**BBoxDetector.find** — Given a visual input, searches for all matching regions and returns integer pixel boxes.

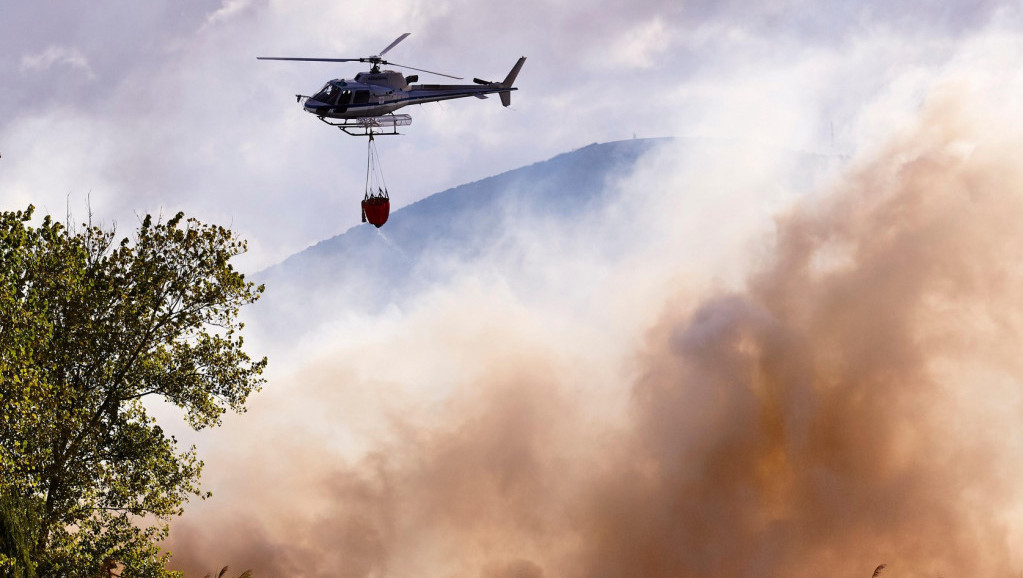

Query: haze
[4,1,1023,577]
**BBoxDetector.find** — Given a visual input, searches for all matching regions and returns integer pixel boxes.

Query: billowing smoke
[568,89,1023,577]
[165,34,1023,578]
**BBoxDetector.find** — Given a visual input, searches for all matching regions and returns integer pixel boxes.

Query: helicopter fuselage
[302,61,523,119]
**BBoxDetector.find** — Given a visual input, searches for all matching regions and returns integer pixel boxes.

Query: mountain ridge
[262,137,671,275]
[249,137,837,339]
[249,137,669,337]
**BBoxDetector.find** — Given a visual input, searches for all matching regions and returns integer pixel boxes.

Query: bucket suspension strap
[361,131,392,228]
[364,133,372,201]
[364,132,389,201]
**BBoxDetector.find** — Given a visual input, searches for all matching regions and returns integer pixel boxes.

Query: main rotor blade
[377,33,411,58]
[386,61,463,80]
[257,57,363,62]
[256,52,464,80]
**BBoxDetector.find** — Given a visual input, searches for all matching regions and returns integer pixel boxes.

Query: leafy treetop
[0,206,267,577]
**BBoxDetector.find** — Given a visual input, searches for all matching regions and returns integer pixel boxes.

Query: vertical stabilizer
[499,57,526,107]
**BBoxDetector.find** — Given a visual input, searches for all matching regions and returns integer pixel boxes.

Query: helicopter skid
[318,114,412,136]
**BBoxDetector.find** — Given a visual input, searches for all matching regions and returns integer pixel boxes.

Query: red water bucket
[361,196,390,228]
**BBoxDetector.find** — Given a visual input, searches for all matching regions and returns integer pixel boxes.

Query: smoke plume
[166,45,1023,578]
[566,88,1023,577]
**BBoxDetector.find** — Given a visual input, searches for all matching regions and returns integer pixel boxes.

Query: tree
[0,490,39,577]
[0,206,267,577]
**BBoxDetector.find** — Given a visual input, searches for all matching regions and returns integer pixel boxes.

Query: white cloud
[203,0,254,28]
[2,0,1020,272]
[19,45,95,78]
[604,17,673,70]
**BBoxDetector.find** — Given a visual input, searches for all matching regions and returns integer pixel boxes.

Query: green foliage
[0,206,266,577]
[0,490,40,577]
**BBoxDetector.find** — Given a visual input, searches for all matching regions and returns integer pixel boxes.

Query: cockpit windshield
[312,83,338,104]
[311,82,354,106]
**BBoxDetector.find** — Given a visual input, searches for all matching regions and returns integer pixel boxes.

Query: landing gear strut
[319,113,412,137]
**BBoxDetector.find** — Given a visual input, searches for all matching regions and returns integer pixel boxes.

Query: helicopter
[258,33,525,136]
[258,34,524,227]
